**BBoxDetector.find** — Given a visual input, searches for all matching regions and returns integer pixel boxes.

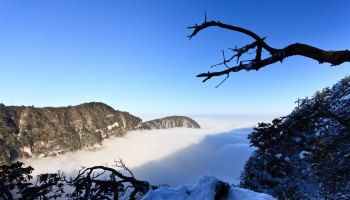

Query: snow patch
[275,154,282,159]
[229,187,276,200]
[299,151,310,159]
[107,122,119,130]
[143,175,275,200]
[340,94,350,101]
[23,146,32,156]
[294,137,302,143]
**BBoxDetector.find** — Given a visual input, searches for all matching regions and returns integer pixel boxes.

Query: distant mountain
[138,116,200,130]
[0,102,200,164]
[240,76,350,199]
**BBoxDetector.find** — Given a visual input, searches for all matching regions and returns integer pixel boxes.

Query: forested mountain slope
[241,76,350,199]
[0,102,200,164]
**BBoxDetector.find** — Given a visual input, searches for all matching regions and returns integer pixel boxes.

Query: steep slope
[138,116,200,130]
[240,76,350,199]
[0,102,142,164]
[0,103,201,165]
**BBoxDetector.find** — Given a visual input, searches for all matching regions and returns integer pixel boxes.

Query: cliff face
[138,116,200,130]
[0,103,201,164]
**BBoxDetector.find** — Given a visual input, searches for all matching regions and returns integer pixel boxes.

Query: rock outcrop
[138,116,200,130]
[0,102,200,164]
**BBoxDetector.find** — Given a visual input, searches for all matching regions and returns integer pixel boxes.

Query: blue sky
[0,0,349,118]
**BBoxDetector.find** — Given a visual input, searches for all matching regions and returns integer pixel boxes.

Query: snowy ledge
[142,175,275,200]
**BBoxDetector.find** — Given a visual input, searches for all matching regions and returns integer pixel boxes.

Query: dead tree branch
[188,20,350,84]
[66,159,155,200]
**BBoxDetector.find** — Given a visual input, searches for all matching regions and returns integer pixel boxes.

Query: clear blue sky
[0,0,349,118]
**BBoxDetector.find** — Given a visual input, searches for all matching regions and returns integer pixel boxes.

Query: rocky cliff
[0,102,200,164]
[138,116,200,130]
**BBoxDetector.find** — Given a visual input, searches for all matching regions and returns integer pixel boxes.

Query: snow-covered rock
[142,175,275,200]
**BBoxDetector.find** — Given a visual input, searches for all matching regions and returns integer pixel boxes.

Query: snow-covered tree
[240,76,350,199]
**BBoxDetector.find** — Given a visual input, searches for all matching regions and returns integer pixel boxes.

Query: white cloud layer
[23,116,271,186]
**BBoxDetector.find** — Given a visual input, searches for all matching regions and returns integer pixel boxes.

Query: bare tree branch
[188,20,350,84]
[66,159,155,200]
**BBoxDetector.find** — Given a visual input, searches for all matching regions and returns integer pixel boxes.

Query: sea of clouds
[23,116,274,186]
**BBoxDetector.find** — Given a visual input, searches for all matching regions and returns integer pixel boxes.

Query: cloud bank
[23,116,270,186]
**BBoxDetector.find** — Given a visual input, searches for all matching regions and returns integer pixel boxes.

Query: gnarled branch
[66,159,155,200]
[188,20,350,85]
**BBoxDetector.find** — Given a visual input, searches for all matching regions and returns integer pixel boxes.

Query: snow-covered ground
[23,116,272,188]
[143,175,275,200]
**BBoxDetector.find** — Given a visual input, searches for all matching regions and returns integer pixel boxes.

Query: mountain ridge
[137,116,200,130]
[0,102,200,164]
